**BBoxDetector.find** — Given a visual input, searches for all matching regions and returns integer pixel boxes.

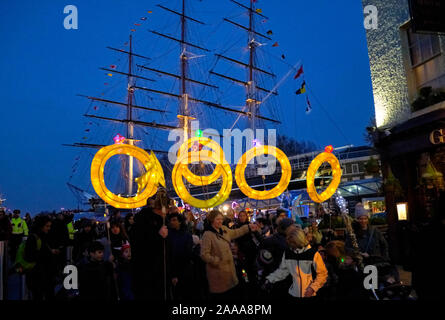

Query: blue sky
[0,0,375,214]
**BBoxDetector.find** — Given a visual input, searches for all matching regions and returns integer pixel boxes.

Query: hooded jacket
[266,245,328,298]
[200,224,249,293]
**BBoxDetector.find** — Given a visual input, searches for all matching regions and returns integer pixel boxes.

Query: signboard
[409,0,445,34]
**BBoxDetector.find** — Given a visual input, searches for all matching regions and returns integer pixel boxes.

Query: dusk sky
[0,0,375,214]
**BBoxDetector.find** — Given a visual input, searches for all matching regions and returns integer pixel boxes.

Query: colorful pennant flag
[85,129,90,132]
[93,106,98,110]
[134,23,141,26]
[107,73,113,77]
[306,96,312,114]
[294,65,304,79]
[130,29,136,32]
[295,81,306,95]
[256,8,262,13]
[141,17,147,21]
[272,42,279,47]
[266,30,273,35]
[110,65,117,69]
[261,19,267,23]
[104,82,109,85]
[281,54,285,59]
[148,10,152,13]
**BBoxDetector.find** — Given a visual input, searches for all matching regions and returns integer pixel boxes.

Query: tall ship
[64,0,340,216]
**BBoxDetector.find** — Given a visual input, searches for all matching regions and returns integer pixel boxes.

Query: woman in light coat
[201,210,258,300]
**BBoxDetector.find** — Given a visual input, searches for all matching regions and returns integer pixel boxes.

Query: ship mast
[247,0,256,133]
[211,0,280,133]
[127,34,135,196]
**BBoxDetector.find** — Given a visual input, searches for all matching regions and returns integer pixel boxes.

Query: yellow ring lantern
[172,137,232,208]
[91,144,165,209]
[306,147,342,203]
[235,145,292,200]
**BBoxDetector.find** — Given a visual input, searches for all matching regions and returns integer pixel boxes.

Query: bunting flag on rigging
[281,54,285,59]
[294,66,304,79]
[256,8,262,13]
[104,82,109,85]
[272,42,279,47]
[110,65,117,69]
[107,73,113,77]
[130,29,136,32]
[148,10,152,13]
[93,106,98,110]
[134,23,141,26]
[295,81,306,95]
[85,129,90,132]
[261,19,267,23]
[306,96,312,114]
[141,17,147,21]
[266,30,273,35]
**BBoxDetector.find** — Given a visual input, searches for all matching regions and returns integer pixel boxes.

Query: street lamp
[396,202,408,221]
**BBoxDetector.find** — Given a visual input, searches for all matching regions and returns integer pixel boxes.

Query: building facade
[362,0,445,261]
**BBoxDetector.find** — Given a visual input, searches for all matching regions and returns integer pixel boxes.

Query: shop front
[375,107,445,262]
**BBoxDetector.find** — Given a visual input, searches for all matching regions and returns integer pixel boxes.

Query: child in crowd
[78,241,117,300]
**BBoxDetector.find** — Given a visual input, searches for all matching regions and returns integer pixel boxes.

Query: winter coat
[133,207,173,300]
[73,229,96,263]
[201,224,250,293]
[0,215,12,241]
[347,225,389,260]
[78,259,117,300]
[168,228,194,279]
[266,245,328,298]
[258,232,287,276]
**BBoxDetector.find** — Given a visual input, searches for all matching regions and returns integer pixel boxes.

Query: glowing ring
[173,137,232,208]
[91,144,165,209]
[306,152,342,203]
[235,146,292,200]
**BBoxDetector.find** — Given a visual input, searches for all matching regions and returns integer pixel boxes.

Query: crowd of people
[0,189,433,301]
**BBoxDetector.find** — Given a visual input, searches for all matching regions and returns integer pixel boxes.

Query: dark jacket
[133,207,173,300]
[78,259,117,300]
[168,228,193,279]
[258,232,287,276]
[0,215,12,241]
[73,229,97,263]
[347,223,389,260]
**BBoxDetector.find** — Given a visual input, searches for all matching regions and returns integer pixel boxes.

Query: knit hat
[354,203,369,219]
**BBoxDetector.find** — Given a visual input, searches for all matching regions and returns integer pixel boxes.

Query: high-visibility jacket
[67,221,76,240]
[11,217,29,236]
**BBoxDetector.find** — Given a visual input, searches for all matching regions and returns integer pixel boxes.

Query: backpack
[15,234,42,273]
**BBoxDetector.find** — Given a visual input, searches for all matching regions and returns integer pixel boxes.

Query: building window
[407,27,444,90]
[408,28,440,67]
[352,163,359,174]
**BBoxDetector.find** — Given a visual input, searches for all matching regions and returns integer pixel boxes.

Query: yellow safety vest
[11,217,29,236]
[67,221,76,240]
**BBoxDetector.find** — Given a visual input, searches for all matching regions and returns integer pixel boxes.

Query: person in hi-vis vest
[10,209,29,261]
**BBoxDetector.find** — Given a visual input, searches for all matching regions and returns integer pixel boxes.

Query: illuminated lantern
[91,144,165,209]
[235,145,292,200]
[172,137,232,208]
[306,147,342,203]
